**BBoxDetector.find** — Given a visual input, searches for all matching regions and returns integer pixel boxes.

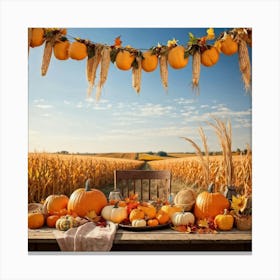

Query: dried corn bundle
[159,54,168,91]
[192,50,201,94]
[95,46,111,101]
[132,56,142,94]
[238,39,251,92]
[86,44,103,98]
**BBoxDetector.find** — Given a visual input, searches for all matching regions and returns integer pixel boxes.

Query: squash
[55,215,79,231]
[174,188,197,211]
[220,35,238,56]
[155,209,170,225]
[67,179,107,217]
[147,219,159,227]
[43,194,69,216]
[115,49,135,70]
[46,215,60,228]
[171,212,195,226]
[69,41,87,60]
[201,46,219,67]
[101,203,127,224]
[129,208,145,222]
[137,204,157,219]
[214,209,234,231]
[141,51,158,72]
[194,184,230,220]
[30,28,45,48]
[54,39,70,60]
[167,46,188,69]
[131,219,146,227]
[160,204,183,218]
[28,212,45,229]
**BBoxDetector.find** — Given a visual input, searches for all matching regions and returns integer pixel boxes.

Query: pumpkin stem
[208,183,215,193]
[223,209,228,215]
[85,178,92,191]
[113,201,119,208]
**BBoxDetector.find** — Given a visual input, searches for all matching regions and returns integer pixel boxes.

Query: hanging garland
[28,27,252,100]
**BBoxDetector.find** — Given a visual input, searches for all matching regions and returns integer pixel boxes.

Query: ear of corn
[132,56,142,94]
[238,39,251,92]
[159,54,168,91]
[41,40,53,76]
[192,50,201,94]
[96,46,111,101]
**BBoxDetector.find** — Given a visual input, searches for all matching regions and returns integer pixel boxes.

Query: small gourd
[28,212,45,229]
[147,219,159,227]
[129,208,145,222]
[171,212,195,226]
[55,215,79,231]
[160,204,183,218]
[214,209,234,231]
[137,204,157,219]
[131,219,146,227]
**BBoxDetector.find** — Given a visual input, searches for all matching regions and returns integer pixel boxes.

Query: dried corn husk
[238,39,251,92]
[86,44,103,97]
[192,50,201,94]
[132,56,142,94]
[159,54,168,91]
[96,46,111,100]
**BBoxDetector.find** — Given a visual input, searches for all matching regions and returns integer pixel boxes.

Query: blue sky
[28,28,252,153]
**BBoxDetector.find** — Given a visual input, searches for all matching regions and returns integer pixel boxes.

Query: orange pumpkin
[155,209,170,224]
[147,219,159,227]
[43,194,69,215]
[201,46,219,67]
[141,51,158,72]
[115,49,135,70]
[194,186,230,220]
[137,204,157,219]
[46,215,60,228]
[30,28,45,48]
[160,204,183,218]
[167,45,188,69]
[129,208,145,222]
[54,40,70,60]
[67,179,107,217]
[28,212,45,229]
[69,41,87,60]
[220,35,238,56]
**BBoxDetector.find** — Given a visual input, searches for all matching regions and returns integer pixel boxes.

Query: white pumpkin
[132,219,146,227]
[101,204,127,224]
[171,212,195,226]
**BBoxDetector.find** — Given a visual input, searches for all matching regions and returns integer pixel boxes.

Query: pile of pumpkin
[28,180,248,233]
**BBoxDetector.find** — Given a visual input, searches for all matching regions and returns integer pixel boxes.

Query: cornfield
[28,153,144,203]
[148,153,252,195]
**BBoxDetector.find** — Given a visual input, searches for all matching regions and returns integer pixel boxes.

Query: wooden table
[28,227,252,252]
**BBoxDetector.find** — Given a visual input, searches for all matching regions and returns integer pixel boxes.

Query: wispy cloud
[35,104,53,109]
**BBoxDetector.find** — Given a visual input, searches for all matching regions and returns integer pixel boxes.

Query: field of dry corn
[28,152,252,203]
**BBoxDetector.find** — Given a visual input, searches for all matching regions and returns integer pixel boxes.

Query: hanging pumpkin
[220,35,238,56]
[171,212,195,226]
[42,194,69,216]
[69,41,88,60]
[115,48,135,70]
[132,219,146,227]
[141,51,158,72]
[167,46,188,69]
[201,46,219,67]
[214,209,234,231]
[67,179,107,217]
[28,212,45,229]
[30,28,45,48]
[101,203,127,224]
[54,39,70,60]
[194,184,230,220]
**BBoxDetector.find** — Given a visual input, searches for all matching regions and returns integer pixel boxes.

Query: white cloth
[54,221,117,251]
